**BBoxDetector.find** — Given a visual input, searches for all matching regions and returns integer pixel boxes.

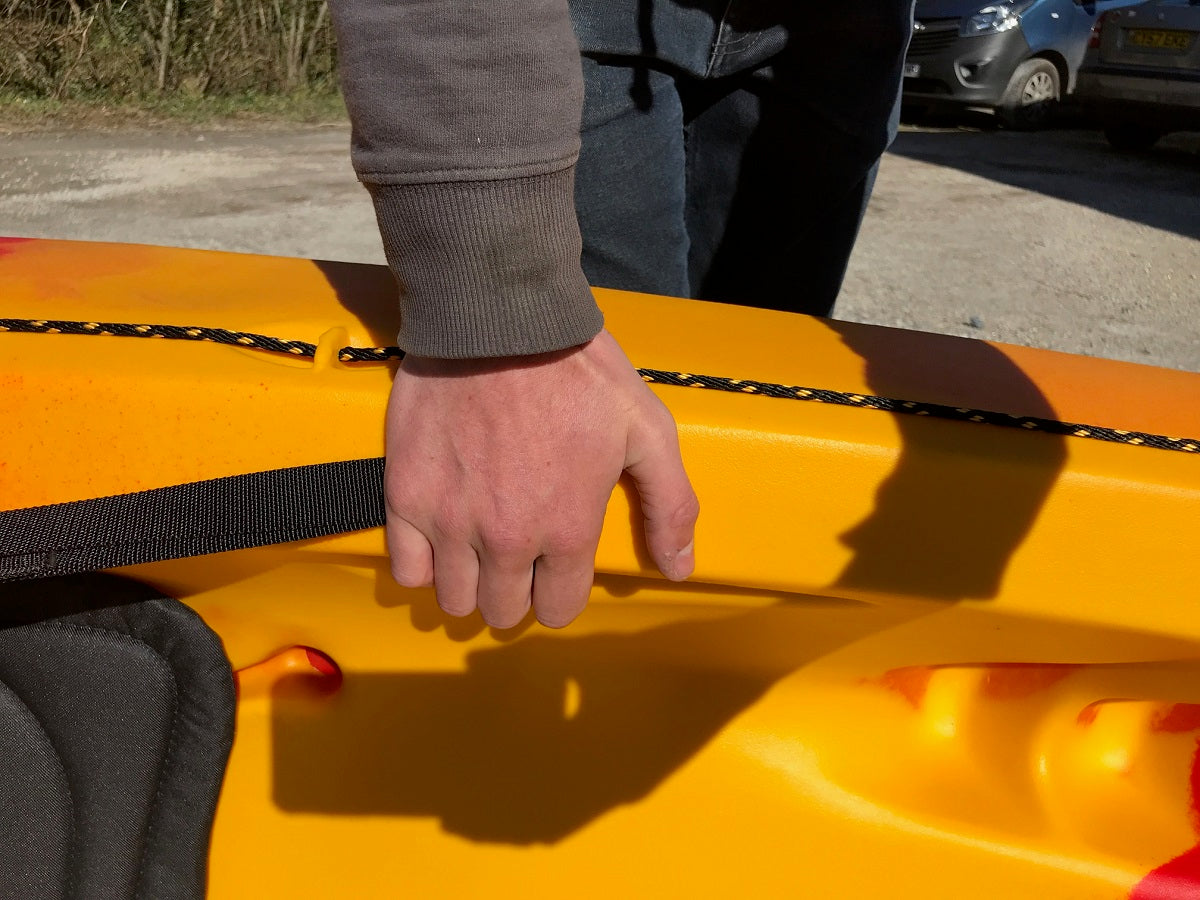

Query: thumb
[624,409,699,581]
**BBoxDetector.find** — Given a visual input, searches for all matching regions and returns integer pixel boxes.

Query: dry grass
[1,0,337,102]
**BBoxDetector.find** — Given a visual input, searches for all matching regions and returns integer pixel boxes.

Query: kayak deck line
[2,316,1197,455]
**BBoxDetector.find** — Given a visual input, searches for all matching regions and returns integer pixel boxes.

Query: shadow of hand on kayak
[270,589,937,845]
[824,320,1068,602]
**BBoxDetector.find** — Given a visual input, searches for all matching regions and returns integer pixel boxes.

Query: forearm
[330,0,602,358]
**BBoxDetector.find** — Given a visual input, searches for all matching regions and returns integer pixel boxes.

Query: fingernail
[672,541,695,580]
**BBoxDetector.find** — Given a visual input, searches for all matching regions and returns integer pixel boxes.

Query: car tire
[997,59,1061,130]
[1102,123,1164,152]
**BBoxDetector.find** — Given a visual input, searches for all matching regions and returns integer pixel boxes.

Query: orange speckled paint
[1130,707,1200,899]
[1156,706,1200,736]
[0,236,34,258]
[233,646,343,701]
[1130,707,1200,897]
[876,663,1078,707]
[876,666,936,709]
[978,663,1079,700]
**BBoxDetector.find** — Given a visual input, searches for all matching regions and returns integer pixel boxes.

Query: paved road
[2,121,1197,371]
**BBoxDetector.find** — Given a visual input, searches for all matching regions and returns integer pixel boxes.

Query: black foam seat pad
[0,573,235,900]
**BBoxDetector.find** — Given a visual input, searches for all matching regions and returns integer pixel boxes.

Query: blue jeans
[570,0,912,316]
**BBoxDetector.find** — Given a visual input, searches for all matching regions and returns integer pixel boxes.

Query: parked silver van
[1076,0,1200,149]
[904,0,1141,127]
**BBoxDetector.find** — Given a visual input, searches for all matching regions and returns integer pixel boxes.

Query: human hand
[383,329,698,629]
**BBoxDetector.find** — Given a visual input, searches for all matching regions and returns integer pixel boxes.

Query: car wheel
[997,59,1061,130]
[1102,123,1164,152]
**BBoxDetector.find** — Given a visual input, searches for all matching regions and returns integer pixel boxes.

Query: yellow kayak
[2,236,1199,898]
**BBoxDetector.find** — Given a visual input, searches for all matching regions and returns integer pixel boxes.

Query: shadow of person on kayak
[270,583,941,845]
[304,259,1071,848]
[267,322,1069,846]
[823,320,1068,602]
[312,259,404,352]
[306,265,1070,849]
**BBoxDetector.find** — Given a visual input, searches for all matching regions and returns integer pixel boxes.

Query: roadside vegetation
[0,0,344,127]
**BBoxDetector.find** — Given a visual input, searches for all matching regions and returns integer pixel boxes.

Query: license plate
[1127,29,1193,51]
[904,63,921,78]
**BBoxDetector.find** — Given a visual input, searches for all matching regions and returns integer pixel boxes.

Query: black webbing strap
[0,458,385,584]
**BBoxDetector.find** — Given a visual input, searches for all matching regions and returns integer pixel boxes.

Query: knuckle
[542,525,597,559]
[652,400,679,431]
[478,525,538,561]
[429,510,471,543]
[383,479,422,517]
[667,490,701,530]
[384,493,414,520]
[645,399,681,439]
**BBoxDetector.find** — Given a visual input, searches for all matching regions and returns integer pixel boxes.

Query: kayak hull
[3,237,1199,898]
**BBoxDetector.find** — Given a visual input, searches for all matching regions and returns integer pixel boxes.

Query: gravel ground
[1,120,1197,371]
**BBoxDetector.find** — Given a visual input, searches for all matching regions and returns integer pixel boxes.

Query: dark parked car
[1076,0,1200,149]
[904,0,1139,127]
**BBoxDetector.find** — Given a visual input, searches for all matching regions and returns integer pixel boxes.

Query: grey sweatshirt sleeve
[329,0,604,358]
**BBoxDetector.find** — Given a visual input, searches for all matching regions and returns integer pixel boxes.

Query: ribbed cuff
[367,167,604,359]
